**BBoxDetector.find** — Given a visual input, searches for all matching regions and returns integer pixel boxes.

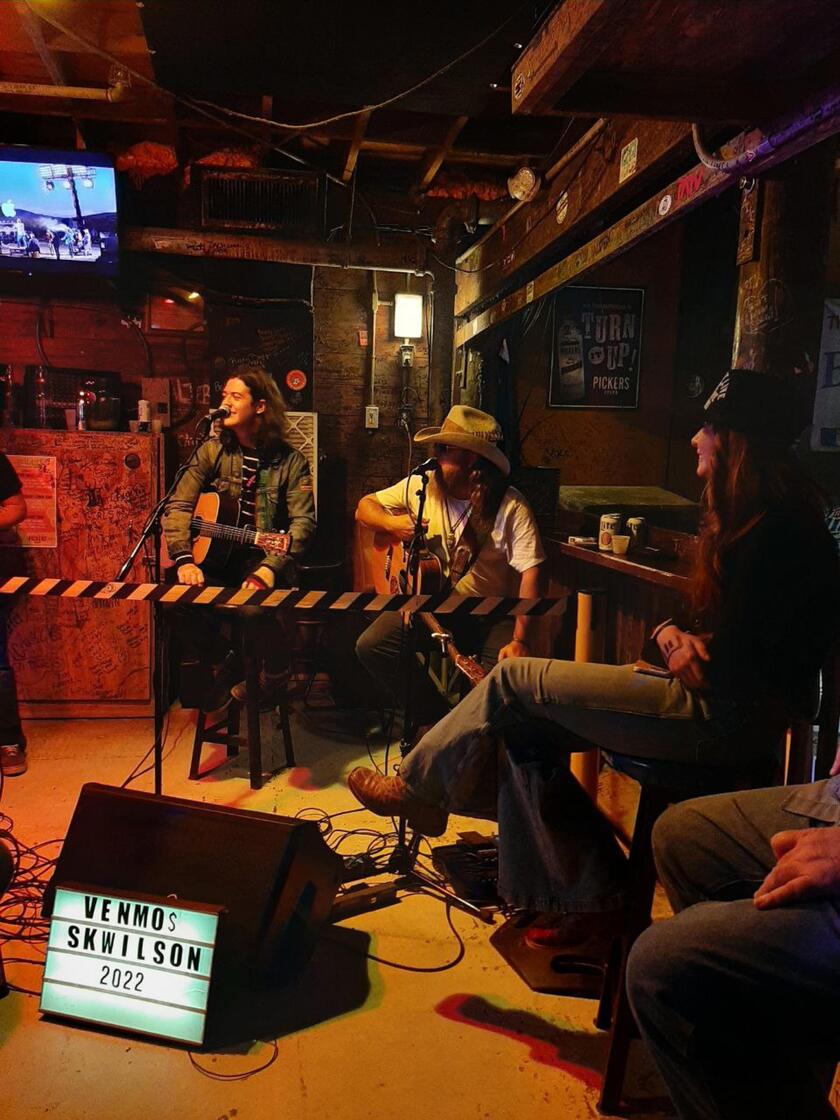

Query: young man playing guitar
[355,405,545,727]
[162,364,316,711]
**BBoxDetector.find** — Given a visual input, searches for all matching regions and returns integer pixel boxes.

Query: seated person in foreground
[627,771,840,1120]
[355,405,544,725]
[349,370,840,951]
[162,364,315,711]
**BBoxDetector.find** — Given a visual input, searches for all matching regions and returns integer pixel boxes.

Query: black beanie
[703,368,811,446]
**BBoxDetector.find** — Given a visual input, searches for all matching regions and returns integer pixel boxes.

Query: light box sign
[41,885,221,1046]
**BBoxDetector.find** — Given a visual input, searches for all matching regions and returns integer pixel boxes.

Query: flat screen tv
[0,147,118,277]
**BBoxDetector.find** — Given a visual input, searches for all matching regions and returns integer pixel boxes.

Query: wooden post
[571,589,606,799]
[731,142,835,376]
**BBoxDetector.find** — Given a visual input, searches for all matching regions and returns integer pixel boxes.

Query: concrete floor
[0,695,676,1120]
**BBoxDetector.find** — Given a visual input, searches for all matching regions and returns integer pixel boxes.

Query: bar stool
[188,617,295,790]
[594,749,777,1114]
[292,560,343,700]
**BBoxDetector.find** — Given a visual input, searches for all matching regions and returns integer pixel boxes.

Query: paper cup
[611,535,631,556]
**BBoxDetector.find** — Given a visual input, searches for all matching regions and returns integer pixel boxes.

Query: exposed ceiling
[0,0,837,240]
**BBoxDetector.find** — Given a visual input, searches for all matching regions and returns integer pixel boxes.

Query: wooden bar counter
[545,535,693,665]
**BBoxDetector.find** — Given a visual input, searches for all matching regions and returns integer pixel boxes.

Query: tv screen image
[0,147,118,276]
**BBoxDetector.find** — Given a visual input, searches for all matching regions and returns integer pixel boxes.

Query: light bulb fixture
[394,291,423,339]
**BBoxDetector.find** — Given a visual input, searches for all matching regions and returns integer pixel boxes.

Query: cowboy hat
[414,405,510,476]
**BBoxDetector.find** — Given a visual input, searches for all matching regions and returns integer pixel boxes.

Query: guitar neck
[190,517,259,549]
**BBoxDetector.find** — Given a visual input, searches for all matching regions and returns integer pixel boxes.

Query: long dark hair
[691,426,826,624]
[467,458,509,536]
[218,364,289,457]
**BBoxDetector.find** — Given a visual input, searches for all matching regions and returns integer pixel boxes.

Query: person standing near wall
[0,452,27,776]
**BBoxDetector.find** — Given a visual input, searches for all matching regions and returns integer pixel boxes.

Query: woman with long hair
[349,369,840,950]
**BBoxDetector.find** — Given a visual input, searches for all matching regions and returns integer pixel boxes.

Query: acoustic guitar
[370,530,444,596]
[190,491,290,569]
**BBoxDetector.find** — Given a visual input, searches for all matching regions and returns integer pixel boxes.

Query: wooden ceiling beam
[414,114,469,192]
[124,226,428,274]
[13,0,88,143]
[342,109,371,183]
[455,104,840,346]
[511,0,633,116]
[0,96,168,123]
[455,118,692,317]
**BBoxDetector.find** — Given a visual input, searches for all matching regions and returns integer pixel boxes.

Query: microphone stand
[383,466,493,923]
[113,419,214,796]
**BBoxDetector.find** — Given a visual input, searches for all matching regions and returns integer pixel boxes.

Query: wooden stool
[188,638,295,790]
[293,560,343,700]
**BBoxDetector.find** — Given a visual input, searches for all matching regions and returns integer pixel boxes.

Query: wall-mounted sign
[811,298,840,450]
[3,455,56,548]
[41,885,221,1046]
[548,286,644,409]
[619,137,638,184]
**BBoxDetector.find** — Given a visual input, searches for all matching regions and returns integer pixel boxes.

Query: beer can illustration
[626,516,648,550]
[599,512,621,551]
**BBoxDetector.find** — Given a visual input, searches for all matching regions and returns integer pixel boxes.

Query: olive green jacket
[162,437,316,582]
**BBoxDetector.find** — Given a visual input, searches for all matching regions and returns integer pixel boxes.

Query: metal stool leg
[277,694,295,768]
[189,710,207,780]
[243,647,263,790]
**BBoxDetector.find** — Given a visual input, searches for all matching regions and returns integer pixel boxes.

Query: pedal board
[431,833,500,904]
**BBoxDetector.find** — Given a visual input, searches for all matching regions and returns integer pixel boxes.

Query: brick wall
[312,265,454,561]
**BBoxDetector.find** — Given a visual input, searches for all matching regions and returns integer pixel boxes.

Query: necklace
[444,499,470,553]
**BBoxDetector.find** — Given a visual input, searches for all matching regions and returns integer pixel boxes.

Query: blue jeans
[356,611,513,725]
[401,658,776,913]
[627,784,840,1120]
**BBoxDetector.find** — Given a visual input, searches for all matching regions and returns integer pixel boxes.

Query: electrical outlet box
[365,405,379,429]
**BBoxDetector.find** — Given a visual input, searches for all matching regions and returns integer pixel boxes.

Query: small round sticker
[286,369,307,391]
[658,194,672,216]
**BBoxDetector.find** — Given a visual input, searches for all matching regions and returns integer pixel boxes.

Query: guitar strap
[448,486,508,589]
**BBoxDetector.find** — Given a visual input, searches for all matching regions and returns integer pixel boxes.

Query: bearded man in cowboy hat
[355,404,545,728]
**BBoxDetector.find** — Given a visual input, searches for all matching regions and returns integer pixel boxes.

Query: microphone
[410,457,438,475]
[206,405,230,422]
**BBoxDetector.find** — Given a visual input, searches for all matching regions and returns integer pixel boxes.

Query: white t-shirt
[375,475,545,597]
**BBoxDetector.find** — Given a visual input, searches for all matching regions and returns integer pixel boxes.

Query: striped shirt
[240,450,259,528]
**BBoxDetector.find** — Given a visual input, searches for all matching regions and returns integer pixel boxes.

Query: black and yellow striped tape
[0,576,567,620]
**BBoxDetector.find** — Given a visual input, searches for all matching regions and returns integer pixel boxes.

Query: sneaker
[0,744,27,776]
[524,910,623,957]
[347,767,448,837]
[230,669,290,711]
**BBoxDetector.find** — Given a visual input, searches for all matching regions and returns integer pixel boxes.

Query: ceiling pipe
[692,84,840,174]
[0,76,128,102]
[434,198,509,254]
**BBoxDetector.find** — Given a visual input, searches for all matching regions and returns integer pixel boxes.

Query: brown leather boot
[347,767,448,837]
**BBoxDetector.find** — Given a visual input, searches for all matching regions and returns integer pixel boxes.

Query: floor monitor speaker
[44,783,344,986]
